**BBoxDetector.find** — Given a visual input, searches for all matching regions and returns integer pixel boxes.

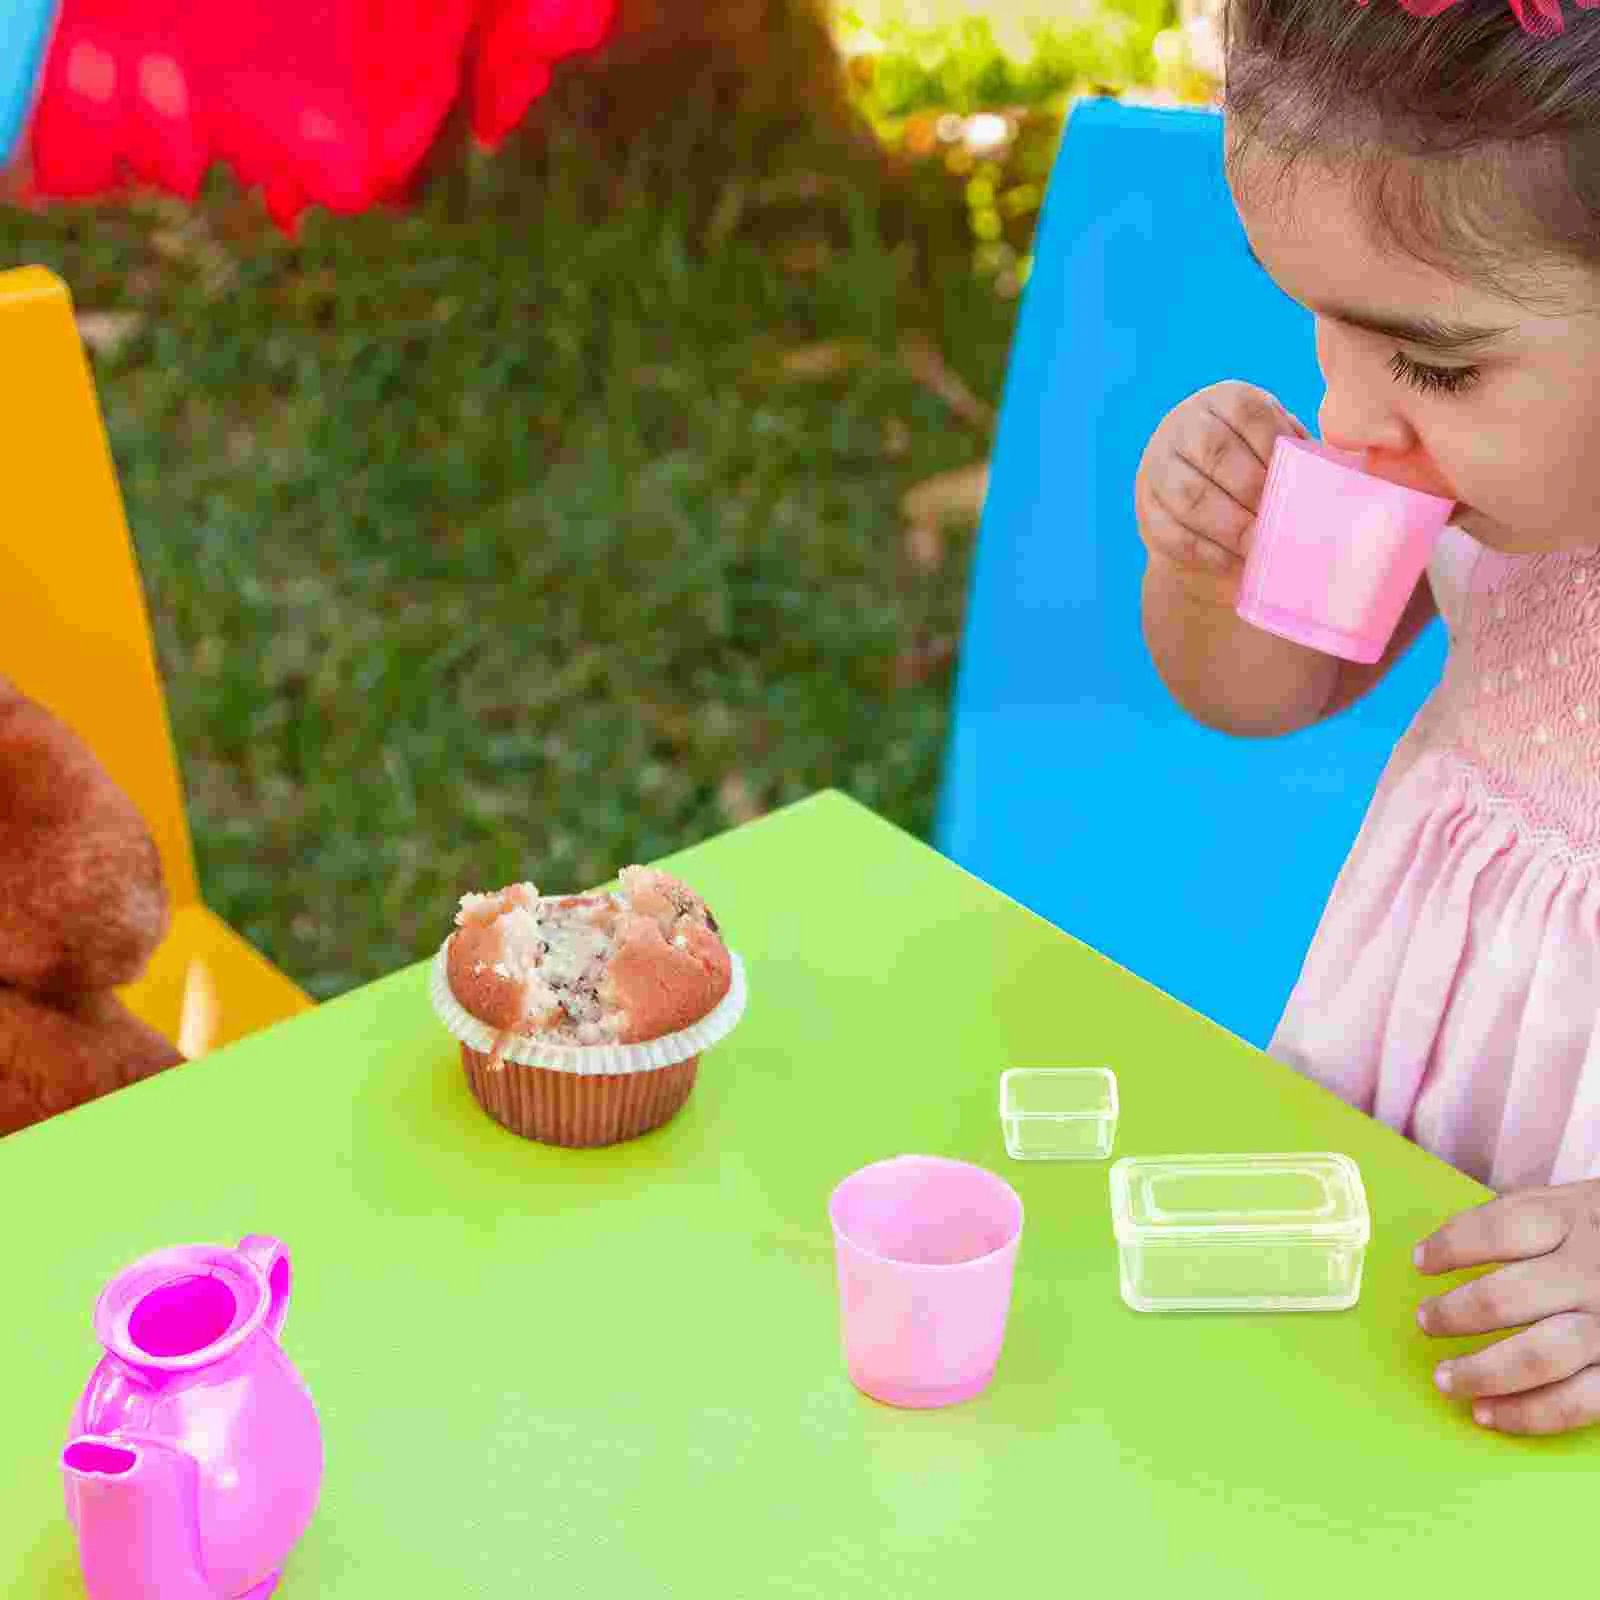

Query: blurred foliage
[838,0,1179,121]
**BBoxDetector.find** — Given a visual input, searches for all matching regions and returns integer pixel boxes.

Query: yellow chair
[0,265,313,1056]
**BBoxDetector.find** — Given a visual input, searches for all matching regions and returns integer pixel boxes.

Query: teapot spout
[62,1435,221,1600]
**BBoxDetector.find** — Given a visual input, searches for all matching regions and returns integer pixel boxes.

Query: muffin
[429,865,745,1146]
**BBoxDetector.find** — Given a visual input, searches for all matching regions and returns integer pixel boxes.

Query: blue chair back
[0,0,57,165]
[934,97,1444,1048]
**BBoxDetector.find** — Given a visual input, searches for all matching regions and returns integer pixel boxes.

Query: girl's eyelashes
[1389,350,1482,397]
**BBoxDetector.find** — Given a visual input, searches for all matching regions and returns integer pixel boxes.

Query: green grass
[0,105,1030,1001]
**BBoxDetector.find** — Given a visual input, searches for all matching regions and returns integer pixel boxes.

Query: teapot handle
[238,1235,291,1338]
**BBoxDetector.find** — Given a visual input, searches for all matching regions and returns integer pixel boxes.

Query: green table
[3,790,1592,1597]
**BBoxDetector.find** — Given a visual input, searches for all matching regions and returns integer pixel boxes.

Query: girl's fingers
[1140,497,1239,576]
[1135,382,1307,601]
[1418,1255,1590,1339]
[1143,450,1255,562]
[1168,408,1270,521]
[1435,1310,1600,1401]
[1415,1189,1571,1276]
[1466,1358,1600,1436]
[1201,381,1310,474]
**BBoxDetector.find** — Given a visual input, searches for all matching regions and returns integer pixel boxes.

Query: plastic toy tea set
[54,444,1426,1598]
[55,1082,1376,1600]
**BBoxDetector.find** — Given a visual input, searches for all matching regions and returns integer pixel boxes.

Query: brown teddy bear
[0,675,184,1137]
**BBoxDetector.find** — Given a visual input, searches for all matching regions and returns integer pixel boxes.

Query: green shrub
[841,1,1177,122]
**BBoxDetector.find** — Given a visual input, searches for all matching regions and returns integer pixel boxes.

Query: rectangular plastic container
[1108,1152,1370,1313]
[1000,1068,1118,1160]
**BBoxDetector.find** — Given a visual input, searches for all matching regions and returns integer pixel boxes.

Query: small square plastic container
[1000,1069,1118,1161]
[1108,1152,1369,1313]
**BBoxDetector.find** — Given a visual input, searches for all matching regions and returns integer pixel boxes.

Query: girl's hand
[1416,1182,1600,1434]
[1134,380,1311,611]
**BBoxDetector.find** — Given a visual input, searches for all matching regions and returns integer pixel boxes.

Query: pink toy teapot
[61,1235,323,1600]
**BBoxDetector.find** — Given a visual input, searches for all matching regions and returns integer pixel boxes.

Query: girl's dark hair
[1222,0,1600,305]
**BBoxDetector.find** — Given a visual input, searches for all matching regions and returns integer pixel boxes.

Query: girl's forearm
[1140,558,1341,738]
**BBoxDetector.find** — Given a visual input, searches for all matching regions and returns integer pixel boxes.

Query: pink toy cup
[829,1154,1023,1409]
[1236,435,1455,663]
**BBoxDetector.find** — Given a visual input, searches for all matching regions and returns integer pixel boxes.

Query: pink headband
[1358,0,1598,33]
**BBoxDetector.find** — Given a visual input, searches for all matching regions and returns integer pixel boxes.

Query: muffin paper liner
[429,941,748,1075]
[459,1052,700,1147]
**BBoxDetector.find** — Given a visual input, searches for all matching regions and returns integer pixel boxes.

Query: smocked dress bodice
[1270,525,1600,1190]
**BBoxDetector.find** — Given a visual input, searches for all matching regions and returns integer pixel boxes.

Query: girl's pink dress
[1271,524,1600,1192]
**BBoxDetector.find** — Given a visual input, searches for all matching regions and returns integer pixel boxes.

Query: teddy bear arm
[0,987,183,1137]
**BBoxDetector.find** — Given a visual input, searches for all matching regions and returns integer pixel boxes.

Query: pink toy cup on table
[1236,435,1456,664]
[829,1154,1023,1409]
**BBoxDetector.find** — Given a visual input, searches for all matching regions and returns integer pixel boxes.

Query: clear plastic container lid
[1109,1153,1370,1246]
[1000,1068,1118,1119]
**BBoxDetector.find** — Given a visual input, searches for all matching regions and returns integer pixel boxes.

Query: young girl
[1135,0,1600,1435]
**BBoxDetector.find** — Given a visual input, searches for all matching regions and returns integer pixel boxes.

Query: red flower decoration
[24,0,617,232]
[473,0,613,148]
[1359,0,1600,35]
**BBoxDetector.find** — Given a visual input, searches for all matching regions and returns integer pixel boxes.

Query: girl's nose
[1317,403,1413,463]
[1314,318,1417,462]
[1317,383,1415,463]
[1317,367,1456,495]
[1319,397,1452,494]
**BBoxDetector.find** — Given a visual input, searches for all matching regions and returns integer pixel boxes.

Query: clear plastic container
[1000,1068,1118,1160]
[1108,1152,1369,1313]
